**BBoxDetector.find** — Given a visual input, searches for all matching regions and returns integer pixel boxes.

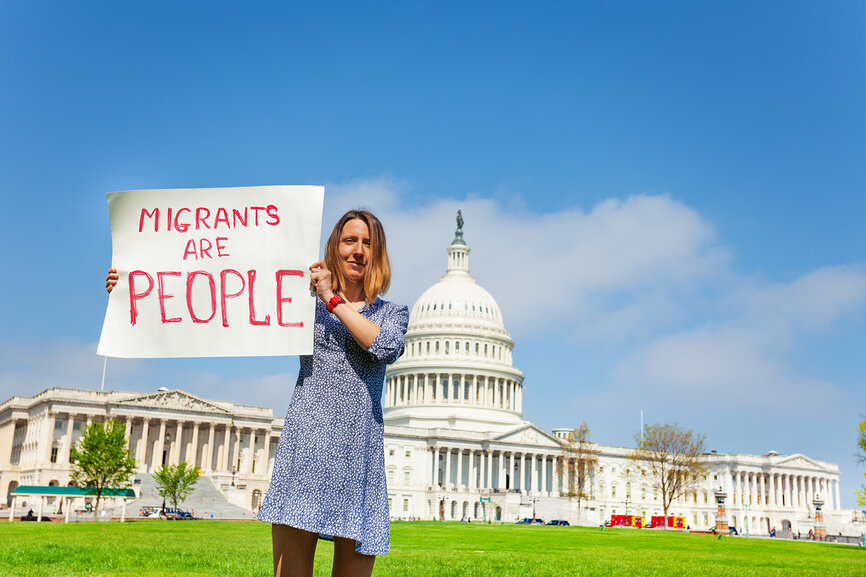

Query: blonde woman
[257,209,408,577]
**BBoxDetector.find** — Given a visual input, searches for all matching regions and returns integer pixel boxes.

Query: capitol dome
[383,212,525,433]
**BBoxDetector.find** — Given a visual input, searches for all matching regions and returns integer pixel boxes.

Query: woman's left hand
[309,261,334,302]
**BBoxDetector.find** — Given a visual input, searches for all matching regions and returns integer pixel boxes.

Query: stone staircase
[108,474,256,520]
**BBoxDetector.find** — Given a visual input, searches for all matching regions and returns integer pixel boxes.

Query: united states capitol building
[0,217,856,534]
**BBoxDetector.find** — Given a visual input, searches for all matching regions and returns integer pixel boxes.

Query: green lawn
[1,521,862,576]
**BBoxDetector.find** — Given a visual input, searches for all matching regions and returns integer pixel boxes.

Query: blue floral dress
[258,298,408,555]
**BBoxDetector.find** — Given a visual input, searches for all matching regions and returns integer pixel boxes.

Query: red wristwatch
[327,294,345,312]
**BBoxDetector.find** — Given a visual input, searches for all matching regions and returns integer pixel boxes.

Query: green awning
[12,486,136,498]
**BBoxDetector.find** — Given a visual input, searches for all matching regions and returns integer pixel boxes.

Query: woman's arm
[309,261,381,349]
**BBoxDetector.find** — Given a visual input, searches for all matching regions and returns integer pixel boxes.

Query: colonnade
[386,373,522,412]
[723,469,840,511]
[31,412,276,477]
[429,446,574,496]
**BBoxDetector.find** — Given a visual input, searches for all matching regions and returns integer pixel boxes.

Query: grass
[1,520,863,576]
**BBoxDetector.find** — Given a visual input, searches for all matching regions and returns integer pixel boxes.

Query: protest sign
[97,186,324,358]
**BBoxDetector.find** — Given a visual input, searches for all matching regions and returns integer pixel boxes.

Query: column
[233,428,241,472]
[42,412,56,465]
[62,415,75,466]
[541,454,547,496]
[136,419,149,468]
[245,428,254,473]
[152,419,165,470]
[204,423,216,471]
[519,453,526,493]
[768,473,775,507]
[124,416,132,446]
[189,422,200,469]
[444,447,452,489]
[173,421,183,465]
[222,426,232,472]
[507,452,514,490]
[484,447,493,489]
[493,379,499,408]
[262,429,272,476]
[434,447,441,486]
[834,479,841,511]
[456,448,464,489]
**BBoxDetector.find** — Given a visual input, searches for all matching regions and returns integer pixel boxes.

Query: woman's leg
[331,537,375,577]
[272,524,319,577]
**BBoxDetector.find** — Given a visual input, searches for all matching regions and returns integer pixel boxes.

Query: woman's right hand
[106,268,118,293]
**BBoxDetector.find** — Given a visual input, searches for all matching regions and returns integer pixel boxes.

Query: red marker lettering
[276,269,304,328]
[247,269,270,326]
[251,206,265,226]
[174,208,191,232]
[220,269,245,327]
[199,238,213,259]
[157,271,182,323]
[182,239,198,260]
[186,271,216,323]
[195,207,211,230]
[129,270,155,325]
[266,204,280,226]
[139,208,159,233]
[216,237,229,257]
[214,207,230,229]
[232,207,248,228]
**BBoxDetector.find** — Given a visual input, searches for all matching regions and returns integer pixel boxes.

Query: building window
[73,422,80,430]
[387,470,394,484]
[641,487,646,500]
[404,471,411,485]
[626,483,631,498]
[405,450,411,458]
[55,421,64,430]
[388,448,395,456]
[403,498,409,513]
[50,447,58,463]
[611,485,617,498]
[388,497,393,510]
[445,341,449,355]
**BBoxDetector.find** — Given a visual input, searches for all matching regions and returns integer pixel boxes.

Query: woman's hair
[324,209,391,303]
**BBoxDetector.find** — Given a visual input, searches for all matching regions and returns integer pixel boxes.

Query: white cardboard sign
[97,186,324,358]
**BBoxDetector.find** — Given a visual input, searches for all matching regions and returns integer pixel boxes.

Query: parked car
[139,506,161,518]
[516,518,544,525]
[162,507,195,520]
[546,520,570,526]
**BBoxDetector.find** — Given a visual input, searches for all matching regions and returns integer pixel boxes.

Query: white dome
[384,213,524,433]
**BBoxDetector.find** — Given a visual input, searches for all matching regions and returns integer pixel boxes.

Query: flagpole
[100,355,107,392]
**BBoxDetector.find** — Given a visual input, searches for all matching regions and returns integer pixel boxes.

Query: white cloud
[323,179,731,337]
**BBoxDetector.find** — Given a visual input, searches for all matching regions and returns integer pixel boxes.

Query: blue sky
[1,2,864,505]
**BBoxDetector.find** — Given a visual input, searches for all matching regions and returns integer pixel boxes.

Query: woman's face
[338,218,371,285]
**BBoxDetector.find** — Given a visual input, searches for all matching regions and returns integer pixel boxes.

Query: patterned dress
[258,297,409,555]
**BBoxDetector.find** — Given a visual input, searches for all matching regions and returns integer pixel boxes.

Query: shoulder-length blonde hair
[324,209,391,303]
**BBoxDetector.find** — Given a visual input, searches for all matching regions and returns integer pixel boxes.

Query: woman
[107,209,408,577]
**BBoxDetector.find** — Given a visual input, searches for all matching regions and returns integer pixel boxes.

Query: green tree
[153,462,201,512]
[629,423,708,528]
[556,421,599,519]
[70,419,137,520]
[856,419,866,507]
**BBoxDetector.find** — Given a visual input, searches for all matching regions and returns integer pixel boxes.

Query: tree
[70,419,137,520]
[153,462,201,512]
[556,421,599,519]
[629,423,708,528]
[856,419,866,507]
